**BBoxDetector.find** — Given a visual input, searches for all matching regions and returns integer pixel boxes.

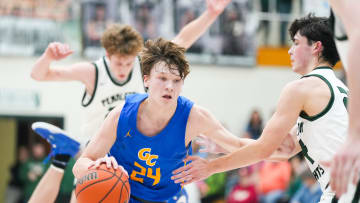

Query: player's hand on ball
[89,155,128,177]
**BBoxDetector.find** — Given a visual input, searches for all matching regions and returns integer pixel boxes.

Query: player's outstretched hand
[89,155,128,177]
[206,0,232,16]
[322,137,360,198]
[44,42,74,61]
[171,156,212,186]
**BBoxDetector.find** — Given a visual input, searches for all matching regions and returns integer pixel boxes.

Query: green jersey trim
[299,74,335,121]
[82,63,99,107]
[313,66,333,71]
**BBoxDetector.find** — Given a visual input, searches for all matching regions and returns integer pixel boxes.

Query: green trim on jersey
[81,63,99,107]
[313,66,333,71]
[299,74,335,121]
[103,56,133,86]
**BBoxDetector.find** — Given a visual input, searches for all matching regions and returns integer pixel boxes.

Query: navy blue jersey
[109,93,193,202]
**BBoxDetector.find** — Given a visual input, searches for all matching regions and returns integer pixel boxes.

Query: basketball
[75,164,130,203]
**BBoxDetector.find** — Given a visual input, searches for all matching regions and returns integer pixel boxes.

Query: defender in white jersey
[29,1,233,202]
[81,56,144,142]
[172,15,360,203]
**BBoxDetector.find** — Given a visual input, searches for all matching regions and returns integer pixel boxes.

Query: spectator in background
[276,0,292,46]
[134,3,157,42]
[18,143,49,202]
[227,166,259,203]
[179,9,203,53]
[290,170,322,203]
[221,2,250,56]
[86,4,109,47]
[258,161,291,203]
[278,154,307,203]
[243,110,263,140]
[6,146,29,203]
[259,0,270,45]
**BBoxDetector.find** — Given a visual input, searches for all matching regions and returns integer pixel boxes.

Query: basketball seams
[76,167,130,202]
[99,173,122,202]
[98,167,130,195]
[76,172,116,197]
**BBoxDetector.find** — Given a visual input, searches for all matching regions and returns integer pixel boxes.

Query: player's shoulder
[283,77,322,96]
[188,104,212,124]
[108,102,126,121]
[125,93,147,103]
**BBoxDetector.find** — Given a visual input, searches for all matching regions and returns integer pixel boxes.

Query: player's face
[288,32,313,75]
[144,62,184,105]
[108,53,136,81]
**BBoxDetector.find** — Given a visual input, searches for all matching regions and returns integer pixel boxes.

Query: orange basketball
[75,163,130,203]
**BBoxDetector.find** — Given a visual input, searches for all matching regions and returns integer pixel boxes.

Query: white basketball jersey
[296,67,356,202]
[80,56,145,142]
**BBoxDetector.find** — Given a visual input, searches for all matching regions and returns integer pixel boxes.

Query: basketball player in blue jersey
[173,15,360,203]
[28,1,233,202]
[73,38,273,202]
[323,1,360,198]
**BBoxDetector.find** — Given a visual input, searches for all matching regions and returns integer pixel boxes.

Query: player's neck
[140,98,177,122]
[305,61,332,75]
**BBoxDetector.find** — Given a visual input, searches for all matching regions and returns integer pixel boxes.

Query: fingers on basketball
[75,163,131,203]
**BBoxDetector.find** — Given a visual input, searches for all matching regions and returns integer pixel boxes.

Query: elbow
[30,70,44,81]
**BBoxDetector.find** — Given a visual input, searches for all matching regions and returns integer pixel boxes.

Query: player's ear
[313,41,323,54]
[143,75,150,88]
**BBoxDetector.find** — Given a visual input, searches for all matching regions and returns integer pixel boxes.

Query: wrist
[207,159,218,175]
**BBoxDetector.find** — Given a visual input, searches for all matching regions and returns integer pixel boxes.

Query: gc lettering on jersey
[130,148,161,186]
[138,148,159,167]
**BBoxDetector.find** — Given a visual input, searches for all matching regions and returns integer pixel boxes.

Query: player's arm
[73,105,122,179]
[267,125,302,161]
[186,105,254,153]
[188,106,301,160]
[172,80,306,185]
[171,0,231,49]
[30,42,94,88]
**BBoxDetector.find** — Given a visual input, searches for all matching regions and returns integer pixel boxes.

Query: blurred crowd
[6,143,75,203]
[0,0,71,21]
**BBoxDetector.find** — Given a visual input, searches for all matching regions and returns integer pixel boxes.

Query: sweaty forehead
[153,62,180,76]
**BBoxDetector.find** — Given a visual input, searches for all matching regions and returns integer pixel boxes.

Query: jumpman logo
[125,130,131,137]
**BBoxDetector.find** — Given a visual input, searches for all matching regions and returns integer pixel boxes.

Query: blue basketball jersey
[109,93,193,202]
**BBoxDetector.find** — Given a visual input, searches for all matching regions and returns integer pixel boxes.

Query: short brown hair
[140,38,190,79]
[101,24,143,56]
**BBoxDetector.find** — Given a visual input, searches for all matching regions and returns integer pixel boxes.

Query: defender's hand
[206,0,232,16]
[172,156,212,186]
[44,42,74,61]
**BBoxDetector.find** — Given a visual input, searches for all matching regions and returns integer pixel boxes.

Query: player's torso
[110,94,193,201]
[81,56,145,142]
[296,67,349,199]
